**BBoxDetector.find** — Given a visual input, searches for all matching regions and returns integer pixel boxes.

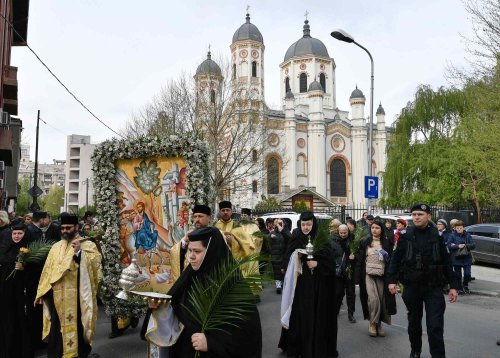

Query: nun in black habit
[146,227,262,358]
[0,223,37,358]
[279,211,338,358]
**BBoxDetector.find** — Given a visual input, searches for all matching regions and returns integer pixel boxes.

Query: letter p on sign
[364,176,378,199]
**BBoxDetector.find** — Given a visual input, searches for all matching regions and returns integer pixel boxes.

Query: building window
[330,159,347,197]
[267,157,280,194]
[210,89,216,104]
[252,180,258,193]
[285,77,290,93]
[299,73,307,93]
[252,149,258,163]
[297,154,307,175]
[232,64,236,80]
[252,61,257,77]
[319,73,326,92]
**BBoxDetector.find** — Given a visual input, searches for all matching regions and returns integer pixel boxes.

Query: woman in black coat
[355,220,397,337]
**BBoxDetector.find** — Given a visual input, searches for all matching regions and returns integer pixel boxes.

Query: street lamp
[330,29,374,178]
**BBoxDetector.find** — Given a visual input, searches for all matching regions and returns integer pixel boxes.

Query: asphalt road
[36,263,500,358]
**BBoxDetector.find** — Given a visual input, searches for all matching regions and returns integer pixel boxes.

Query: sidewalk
[469,263,500,297]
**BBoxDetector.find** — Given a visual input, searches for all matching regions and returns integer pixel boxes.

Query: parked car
[375,214,414,227]
[258,212,333,232]
[465,224,500,265]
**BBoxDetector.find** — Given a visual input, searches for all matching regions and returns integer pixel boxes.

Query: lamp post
[330,29,374,178]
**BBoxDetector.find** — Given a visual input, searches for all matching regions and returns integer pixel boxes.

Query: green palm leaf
[183,253,269,334]
[24,238,55,263]
[312,219,331,254]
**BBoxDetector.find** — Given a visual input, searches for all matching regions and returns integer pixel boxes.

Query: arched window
[299,73,307,93]
[285,77,290,93]
[252,149,258,163]
[330,159,347,197]
[232,64,236,80]
[210,89,216,104]
[252,61,257,77]
[297,154,307,175]
[267,157,280,194]
[319,73,326,92]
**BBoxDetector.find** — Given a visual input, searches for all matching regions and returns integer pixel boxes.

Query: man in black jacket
[388,204,458,358]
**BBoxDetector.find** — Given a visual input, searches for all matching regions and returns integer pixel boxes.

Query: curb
[471,289,500,298]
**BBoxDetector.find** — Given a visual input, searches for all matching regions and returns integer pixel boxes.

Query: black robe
[0,229,37,358]
[168,230,262,358]
[279,220,337,358]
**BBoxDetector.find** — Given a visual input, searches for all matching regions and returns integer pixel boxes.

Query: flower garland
[92,134,211,317]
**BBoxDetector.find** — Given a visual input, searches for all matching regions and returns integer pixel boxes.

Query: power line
[0,12,124,138]
[39,116,68,136]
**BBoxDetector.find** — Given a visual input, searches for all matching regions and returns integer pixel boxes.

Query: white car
[258,211,333,232]
[374,213,414,227]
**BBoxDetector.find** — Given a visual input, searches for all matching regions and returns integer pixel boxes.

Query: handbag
[455,246,470,258]
[365,252,385,276]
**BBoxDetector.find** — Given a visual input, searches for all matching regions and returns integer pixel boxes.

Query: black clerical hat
[218,201,232,210]
[60,214,79,225]
[241,208,252,216]
[188,227,217,242]
[193,204,211,216]
[299,211,314,221]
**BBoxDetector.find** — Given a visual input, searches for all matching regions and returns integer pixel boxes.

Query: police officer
[388,204,458,358]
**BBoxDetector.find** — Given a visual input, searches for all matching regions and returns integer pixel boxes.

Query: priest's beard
[62,231,76,240]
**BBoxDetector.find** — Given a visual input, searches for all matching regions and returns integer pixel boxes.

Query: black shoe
[409,351,421,358]
[108,331,123,339]
[348,312,356,323]
[463,287,470,294]
[276,288,282,294]
[497,338,500,346]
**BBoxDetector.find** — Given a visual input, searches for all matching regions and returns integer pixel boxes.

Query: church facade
[194,13,391,209]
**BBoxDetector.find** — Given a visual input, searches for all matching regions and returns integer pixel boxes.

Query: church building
[194,12,391,209]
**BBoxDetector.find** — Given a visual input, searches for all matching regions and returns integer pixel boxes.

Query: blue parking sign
[365,176,378,199]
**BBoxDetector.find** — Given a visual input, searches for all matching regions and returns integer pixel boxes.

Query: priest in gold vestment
[35,214,102,358]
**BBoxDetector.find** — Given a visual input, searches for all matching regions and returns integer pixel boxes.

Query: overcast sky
[12,0,473,164]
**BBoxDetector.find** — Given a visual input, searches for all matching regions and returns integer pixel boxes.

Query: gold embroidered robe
[36,237,102,358]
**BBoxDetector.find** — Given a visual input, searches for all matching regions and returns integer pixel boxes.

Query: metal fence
[254,205,500,225]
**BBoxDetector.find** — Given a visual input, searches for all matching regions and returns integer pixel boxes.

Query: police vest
[399,226,447,287]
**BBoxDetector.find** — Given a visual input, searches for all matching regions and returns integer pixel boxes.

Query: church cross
[304,10,309,20]
[67,339,74,348]
[246,4,250,13]
[66,313,74,322]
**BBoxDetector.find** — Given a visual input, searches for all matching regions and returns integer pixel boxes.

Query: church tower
[230,11,265,101]
[350,86,368,205]
[194,50,223,122]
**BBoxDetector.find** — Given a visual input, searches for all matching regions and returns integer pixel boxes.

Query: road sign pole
[31,110,41,212]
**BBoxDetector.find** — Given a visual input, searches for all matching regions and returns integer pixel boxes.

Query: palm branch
[346,226,365,279]
[312,219,331,254]
[24,238,55,263]
[183,253,268,335]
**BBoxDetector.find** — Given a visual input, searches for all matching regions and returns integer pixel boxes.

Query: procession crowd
[0,202,483,358]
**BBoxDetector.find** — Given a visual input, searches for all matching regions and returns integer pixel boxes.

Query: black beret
[410,203,431,213]
[60,214,79,225]
[193,204,211,216]
[218,201,232,210]
[241,208,252,216]
[33,211,48,221]
[188,227,217,242]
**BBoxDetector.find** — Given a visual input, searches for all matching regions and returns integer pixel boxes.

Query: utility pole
[30,110,41,212]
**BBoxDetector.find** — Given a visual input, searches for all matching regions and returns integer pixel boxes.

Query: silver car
[465,224,500,265]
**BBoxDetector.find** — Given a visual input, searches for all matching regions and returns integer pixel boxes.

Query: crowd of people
[0,202,488,358]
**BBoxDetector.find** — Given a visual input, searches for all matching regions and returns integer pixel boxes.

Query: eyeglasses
[60,226,75,231]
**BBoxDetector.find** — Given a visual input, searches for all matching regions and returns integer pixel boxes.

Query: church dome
[308,80,324,92]
[376,103,385,115]
[232,13,264,44]
[350,85,365,99]
[195,51,222,76]
[284,20,330,61]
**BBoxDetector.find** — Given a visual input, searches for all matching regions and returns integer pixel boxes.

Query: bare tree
[447,0,500,81]
[122,55,285,206]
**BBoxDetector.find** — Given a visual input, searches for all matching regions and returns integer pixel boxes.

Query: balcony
[2,66,18,115]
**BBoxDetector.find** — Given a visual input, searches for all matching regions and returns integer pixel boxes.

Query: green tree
[292,201,309,213]
[16,177,31,215]
[254,197,282,213]
[42,185,65,217]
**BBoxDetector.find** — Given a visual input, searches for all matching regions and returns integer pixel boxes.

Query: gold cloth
[36,236,102,358]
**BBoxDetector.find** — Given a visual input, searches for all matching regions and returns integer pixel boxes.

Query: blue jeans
[453,265,471,290]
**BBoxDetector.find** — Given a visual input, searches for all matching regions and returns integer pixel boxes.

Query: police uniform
[388,204,458,358]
